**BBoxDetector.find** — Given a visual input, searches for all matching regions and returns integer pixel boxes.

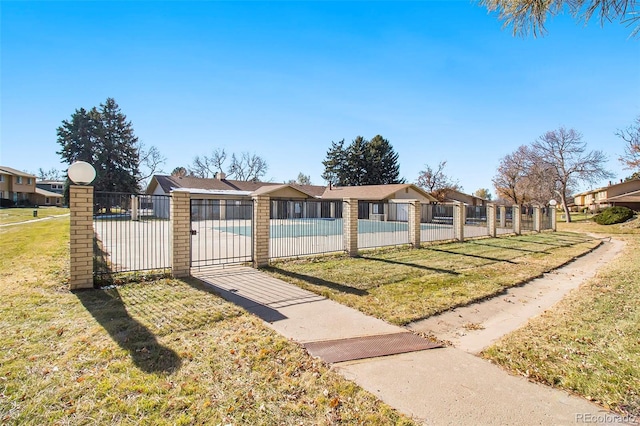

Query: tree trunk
[560,195,572,223]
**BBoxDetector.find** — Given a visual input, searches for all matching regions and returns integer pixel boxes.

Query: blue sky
[2,1,639,194]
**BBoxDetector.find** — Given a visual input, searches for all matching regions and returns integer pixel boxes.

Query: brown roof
[150,175,326,197]
[0,166,36,178]
[605,189,640,203]
[321,184,436,201]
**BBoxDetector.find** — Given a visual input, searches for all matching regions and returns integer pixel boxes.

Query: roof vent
[215,172,226,180]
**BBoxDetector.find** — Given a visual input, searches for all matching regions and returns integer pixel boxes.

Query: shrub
[593,206,635,225]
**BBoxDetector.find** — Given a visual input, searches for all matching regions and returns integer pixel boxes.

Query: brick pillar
[343,198,359,256]
[69,185,94,290]
[253,195,270,268]
[551,205,557,231]
[533,205,542,232]
[408,200,421,248]
[171,190,191,278]
[487,203,497,238]
[499,205,507,228]
[512,205,522,235]
[454,201,465,242]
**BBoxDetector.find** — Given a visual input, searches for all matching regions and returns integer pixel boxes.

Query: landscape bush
[593,206,635,225]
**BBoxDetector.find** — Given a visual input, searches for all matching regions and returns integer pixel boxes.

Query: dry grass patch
[483,219,640,418]
[0,218,414,425]
[266,232,600,325]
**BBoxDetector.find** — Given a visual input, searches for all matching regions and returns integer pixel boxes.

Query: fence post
[454,201,465,242]
[533,205,542,232]
[551,205,557,231]
[171,190,191,278]
[512,205,522,235]
[487,203,497,238]
[253,195,270,268]
[69,185,94,290]
[343,198,359,256]
[408,200,421,248]
[499,205,507,228]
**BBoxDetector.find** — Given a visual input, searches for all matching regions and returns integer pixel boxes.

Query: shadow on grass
[265,267,369,296]
[360,256,460,275]
[427,247,518,264]
[467,240,551,254]
[75,288,182,375]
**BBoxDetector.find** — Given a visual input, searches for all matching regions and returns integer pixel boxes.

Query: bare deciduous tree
[137,143,166,187]
[287,172,312,185]
[228,152,268,182]
[617,115,640,173]
[493,145,532,205]
[530,127,613,222]
[190,149,229,178]
[481,0,639,37]
[37,167,63,181]
[415,161,462,201]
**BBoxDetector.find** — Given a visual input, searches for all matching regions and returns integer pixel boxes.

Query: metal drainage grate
[303,332,441,364]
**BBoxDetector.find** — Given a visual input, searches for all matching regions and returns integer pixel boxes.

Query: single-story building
[145,174,437,221]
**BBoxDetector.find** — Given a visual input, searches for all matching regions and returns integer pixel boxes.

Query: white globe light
[549,199,558,207]
[68,161,96,185]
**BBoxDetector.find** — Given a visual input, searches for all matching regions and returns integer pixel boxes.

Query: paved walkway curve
[193,237,631,425]
[0,213,70,227]
[408,237,625,354]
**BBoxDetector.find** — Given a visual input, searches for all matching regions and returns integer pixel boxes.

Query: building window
[27,178,33,185]
[56,198,61,205]
[0,175,4,182]
[16,176,22,184]
[45,197,50,204]
[52,184,62,190]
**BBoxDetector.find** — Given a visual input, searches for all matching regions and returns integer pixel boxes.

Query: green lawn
[483,218,640,418]
[266,232,600,325]
[0,217,414,425]
[0,207,69,225]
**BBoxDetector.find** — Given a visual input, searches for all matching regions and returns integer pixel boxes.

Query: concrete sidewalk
[192,262,628,425]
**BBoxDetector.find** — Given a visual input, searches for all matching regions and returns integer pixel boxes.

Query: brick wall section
[171,191,191,278]
[533,206,542,232]
[253,195,270,268]
[487,203,497,238]
[512,205,522,235]
[408,200,421,248]
[454,201,465,242]
[69,185,94,290]
[499,205,507,228]
[551,207,557,231]
[343,198,359,256]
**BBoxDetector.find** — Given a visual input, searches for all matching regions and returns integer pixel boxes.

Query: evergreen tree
[57,98,141,193]
[321,139,347,185]
[322,135,404,186]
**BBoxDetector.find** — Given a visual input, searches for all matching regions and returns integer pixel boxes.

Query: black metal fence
[358,202,410,249]
[465,205,489,238]
[497,206,514,235]
[420,203,455,242]
[190,198,254,267]
[270,199,344,259]
[93,192,172,280]
[541,206,554,230]
[520,205,535,232]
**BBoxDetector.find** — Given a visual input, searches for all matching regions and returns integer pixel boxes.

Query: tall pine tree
[322,135,403,186]
[57,98,141,193]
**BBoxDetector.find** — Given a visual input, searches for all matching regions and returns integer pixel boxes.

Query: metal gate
[190,198,254,268]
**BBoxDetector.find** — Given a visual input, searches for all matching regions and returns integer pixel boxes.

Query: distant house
[146,174,437,221]
[573,179,640,211]
[443,189,489,207]
[0,166,37,206]
[33,180,65,206]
